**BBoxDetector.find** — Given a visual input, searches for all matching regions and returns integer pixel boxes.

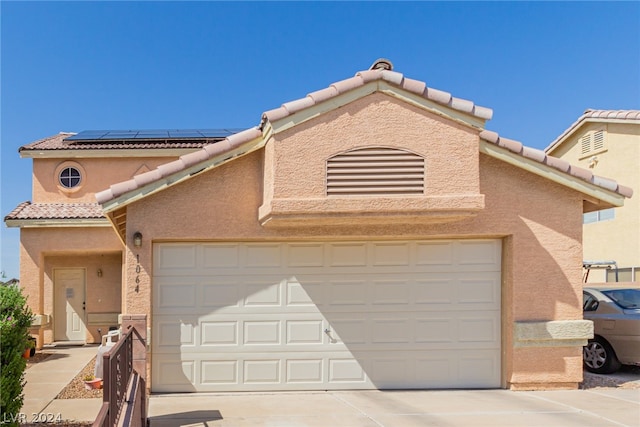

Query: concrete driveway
[148,388,640,427]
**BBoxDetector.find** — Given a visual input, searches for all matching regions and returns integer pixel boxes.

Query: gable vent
[593,129,605,151]
[327,147,425,196]
[580,129,607,155]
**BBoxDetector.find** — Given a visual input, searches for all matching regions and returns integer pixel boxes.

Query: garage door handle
[324,328,337,343]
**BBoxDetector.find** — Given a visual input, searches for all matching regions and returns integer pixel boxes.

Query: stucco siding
[266,92,479,201]
[20,228,123,345]
[123,144,585,388]
[32,157,181,203]
[548,122,640,280]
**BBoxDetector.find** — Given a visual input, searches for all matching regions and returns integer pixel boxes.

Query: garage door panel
[200,321,238,346]
[245,243,283,268]
[458,313,500,343]
[287,243,325,267]
[201,360,238,384]
[372,242,410,266]
[286,359,323,383]
[244,281,283,307]
[153,240,502,392]
[155,320,196,347]
[155,244,197,275]
[156,279,197,309]
[201,282,240,308]
[201,244,240,269]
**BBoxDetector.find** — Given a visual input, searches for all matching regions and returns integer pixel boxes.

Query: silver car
[583,287,640,373]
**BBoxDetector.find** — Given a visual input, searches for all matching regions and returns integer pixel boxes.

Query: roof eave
[19,148,201,159]
[4,218,110,228]
[480,140,626,209]
[100,134,266,213]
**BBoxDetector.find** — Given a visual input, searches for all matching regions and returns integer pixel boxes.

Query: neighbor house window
[59,167,82,188]
[583,208,615,224]
[607,267,639,283]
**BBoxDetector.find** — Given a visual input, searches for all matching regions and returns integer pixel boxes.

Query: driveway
[148,388,640,427]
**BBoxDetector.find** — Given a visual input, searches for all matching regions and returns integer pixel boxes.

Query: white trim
[101,135,266,213]
[479,140,625,208]
[4,219,110,228]
[378,81,486,129]
[20,148,200,159]
[269,81,487,135]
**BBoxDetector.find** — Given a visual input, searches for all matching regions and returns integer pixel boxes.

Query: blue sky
[1,1,639,279]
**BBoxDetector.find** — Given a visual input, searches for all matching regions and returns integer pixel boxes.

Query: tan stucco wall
[32,157,180,203]
[123,144,585,389]
[260,93,482,224]
[548,122,640,281]
[20,227,123,345]
[266,93,479,200]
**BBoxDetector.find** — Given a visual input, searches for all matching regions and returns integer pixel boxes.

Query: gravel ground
[56,357,103,399]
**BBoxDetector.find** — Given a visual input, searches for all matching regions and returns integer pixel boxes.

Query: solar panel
[64,128,245,142]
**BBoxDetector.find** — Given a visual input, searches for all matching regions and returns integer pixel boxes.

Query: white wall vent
[580,128,606,156]
[327,147,425,196]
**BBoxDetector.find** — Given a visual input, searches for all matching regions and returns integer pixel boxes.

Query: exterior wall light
[97,268,103,277]
[133,232,143,248]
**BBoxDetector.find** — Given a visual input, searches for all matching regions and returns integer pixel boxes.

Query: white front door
[54,268,86,342]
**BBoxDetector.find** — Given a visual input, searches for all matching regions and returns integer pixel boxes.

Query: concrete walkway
[22,345,102,424]
[21,346,640,426]
[148,388,640,427]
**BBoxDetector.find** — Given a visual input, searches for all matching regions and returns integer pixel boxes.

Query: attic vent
[593,130,605,151]
[580,129,607,156]
[327,147,425,196]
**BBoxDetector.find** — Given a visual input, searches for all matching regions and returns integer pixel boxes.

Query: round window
[59,167,82,189]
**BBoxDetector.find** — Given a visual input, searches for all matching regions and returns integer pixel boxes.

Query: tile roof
[261,66,493,126]
[480,130,633,198]
[4,201,106,221]
[546,109,640,153]
[92,62,632,207]
[19,132,225,151]
[95,127,263,204]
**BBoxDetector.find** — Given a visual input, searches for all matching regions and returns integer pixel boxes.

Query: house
[545,110,640,283]
[5,60,632,392]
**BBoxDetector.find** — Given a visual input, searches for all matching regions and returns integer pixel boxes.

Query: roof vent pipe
[370,58,393,71]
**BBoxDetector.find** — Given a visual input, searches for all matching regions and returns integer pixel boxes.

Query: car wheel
[583,337,622,374]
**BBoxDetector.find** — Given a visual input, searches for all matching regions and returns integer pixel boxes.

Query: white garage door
[152,240,501,392]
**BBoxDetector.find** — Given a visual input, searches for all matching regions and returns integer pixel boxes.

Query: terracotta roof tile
[260,66,493,127]
[93,63,632,207]
[480,130,633,199]
[4,202,105,221]
[95,127,262,204]
[546,109,640,153]
[19,131,233,152]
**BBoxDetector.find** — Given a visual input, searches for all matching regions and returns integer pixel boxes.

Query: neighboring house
[1,278,20,286]
[5,60,633,392]
[545,110,640,283]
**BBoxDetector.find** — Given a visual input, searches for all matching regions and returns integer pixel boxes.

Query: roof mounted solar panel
[64,128,245,142]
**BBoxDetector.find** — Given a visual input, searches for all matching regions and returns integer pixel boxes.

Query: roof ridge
[261,68,493,127]
[480,130,633,198]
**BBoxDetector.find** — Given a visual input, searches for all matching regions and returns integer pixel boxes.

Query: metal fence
[92,325,146,427]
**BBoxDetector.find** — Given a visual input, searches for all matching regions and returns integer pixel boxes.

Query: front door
[54,268,86,342]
